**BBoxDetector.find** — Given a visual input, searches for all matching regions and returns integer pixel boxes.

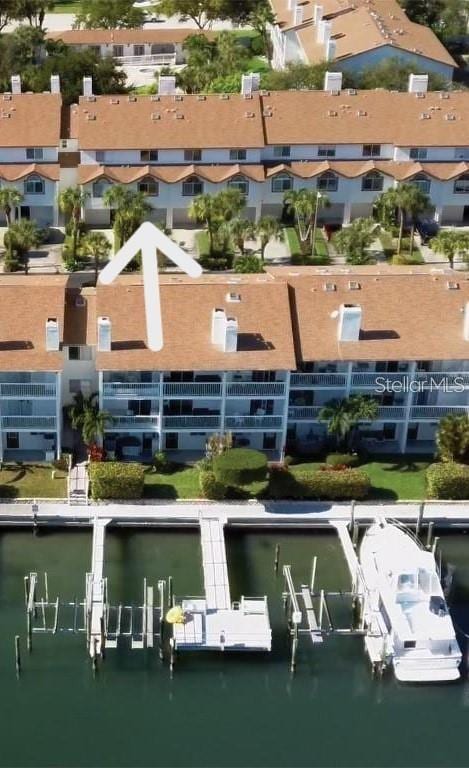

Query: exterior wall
[80,148,263,165]
[62,346,99,407]
[0,147,58,163]
[342,46,454,81]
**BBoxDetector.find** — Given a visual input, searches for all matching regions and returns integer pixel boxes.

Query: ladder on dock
[86,517,111,657]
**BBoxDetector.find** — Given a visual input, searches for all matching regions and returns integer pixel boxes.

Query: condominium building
[0,268,468,461]
[268,0,456,78]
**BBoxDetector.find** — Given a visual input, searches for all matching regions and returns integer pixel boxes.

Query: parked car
[415,218,439,244]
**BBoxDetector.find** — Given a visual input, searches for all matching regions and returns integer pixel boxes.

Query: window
[24,175,44,195]
[133,45,145,56]
[138,178,159,196]
[409,147,427,160]
[362,144,381,158]
[92,179,112,198]
[273,145,291,158]
[68,346,80,361]
[95,151,105,163]
[182,176,203,196]
[317,171,338,192]
[271,173,292,193]
[454,174,469,194]
[317,145,336,158]
[184,149,202,162]
[411,173,431,194]
[228,175,249,196]
[361,171,384,192]
[6,432,19,450]
[455,148,469,160]
[112,45,124,57]
[68,346,92,361]
[69,379,91,394]
[26,147,43,161]
[140,149,159,162]
[230,149,247,161]
[89,45,100,55]
[151,43,175,55]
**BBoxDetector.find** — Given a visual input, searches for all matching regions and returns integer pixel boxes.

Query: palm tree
[4,219,41,272]
[256,216,281,261]
[189,193,220,256]
[103,185,149,250]
[228,218,255,255]
[81,231,111,284]
[378,184,430,255]
[248,4,276,63]
[0,189,23,261]
[334,218,377,264]
[58,186,89,262]
[283,188,329,256]
[319,395,379,451]
[431,230,469,269]
[81,408,113,446]
[404,186,431,256]
[67,392,98,431]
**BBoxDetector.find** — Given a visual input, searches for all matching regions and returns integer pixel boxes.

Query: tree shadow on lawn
[0,463,39,485]
[143,484,178,499]
[367,485,399,501]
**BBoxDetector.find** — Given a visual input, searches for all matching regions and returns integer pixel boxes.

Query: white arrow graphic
[98,221,202,351]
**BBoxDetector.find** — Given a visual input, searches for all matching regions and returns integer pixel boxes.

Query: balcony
[288,406,322,420]
[115,53,177,67]
[0,383,56,398]
[410,405,468,420]
[225,415,283,430]
[163,415,221,430]
[103,382,160,398]
[290,373,347,388]
[163,382,222,398]
[415,372,469,388]
[226,381,286,397]
[107,415,160,430]
[1,416,57,430]
[351,372,408,388]
[375,406,406,420]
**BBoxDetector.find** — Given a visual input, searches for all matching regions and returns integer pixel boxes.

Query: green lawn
[144,465,200,499]
[142,456,431,501]
[51,1,82,11]
[284,226,330,263]
[0,464,67,499]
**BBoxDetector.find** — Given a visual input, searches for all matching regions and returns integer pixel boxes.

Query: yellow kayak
[165,605,185,624]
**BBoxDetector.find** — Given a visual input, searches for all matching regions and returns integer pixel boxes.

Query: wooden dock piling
[15,635,21,676]
[274,544,280,574]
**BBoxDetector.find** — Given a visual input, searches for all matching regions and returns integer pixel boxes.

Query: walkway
[200,517,231,610]
[68,462,89,505]
[87,517,111,657]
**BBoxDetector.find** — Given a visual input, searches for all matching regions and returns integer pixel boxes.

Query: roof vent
[327,109,338,117]
[356,110,367,117]
[75,295,86,308]
[419,112,430,120]
[86,113,96,121]
[245,111,255,118]
[346,88,357,95]
[2,94,12,101]
[348,281,361,290]
[174,94,183,101]
[439,92,450,99]
[128,94,137,102]
[445,113,456,121]
[197,94,206,100]
[226,292,241,302]
[110,97,119,104]
[151,112,161,120]
[175,113,184,119]
[415,92,425,99]
[324,282,336,292]
[151,95,160,101]
[447,281,459,290]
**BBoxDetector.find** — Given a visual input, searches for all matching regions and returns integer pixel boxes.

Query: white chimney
[97,316,112,352]
[158,75,176,95]
[325,38,336,61]
[11,75,21,95]
[83,76,93,97]
[287,0,294,8]
[50,74,60,94]
[324,71,342,92]
[293,3,304,24]
[313,4,323,24]
[241,73,253,96]
[223,317,238,353]
[464,303,469,341]
[337,304,362,342]
[408,74,428,94]
[45,317,60,352]
[211,308,226,347]
[317,19,332,44]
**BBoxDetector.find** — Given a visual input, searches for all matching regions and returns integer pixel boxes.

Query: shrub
[426,462,469,500]
[199,470,226,500]
[199,254,231,271]
[269,468,370,500]
[53,453,72,472]
[152,451,171,473]
[326,452,360,468]
[436,414,469,463]
[213,448,268,486]
[250,34,266,56]
[88,443,105,462]
[90,462,144,499]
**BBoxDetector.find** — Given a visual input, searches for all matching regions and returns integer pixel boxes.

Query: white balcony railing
[226,382,286,397]
[163,382,222,398]
[410,405,468,419]
[415,372,469,388]
[0,383,56,398]
[163,415,221,429]
[103,382,160,398]
[225,415,283,430]
[351,373,408,388]
[115,53,177,67]
[1,416,56,430]
[290,373,347,388]
[107,415,160,429]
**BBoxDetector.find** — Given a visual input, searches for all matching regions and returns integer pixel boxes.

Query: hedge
[90,462,144,499]
[269,467,370,500]
[426,462,469,499]
[199,470,226,500]
[326,453,360,468]
[213,448,268,486]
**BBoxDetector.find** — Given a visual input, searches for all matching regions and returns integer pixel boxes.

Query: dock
[172,510,271,652]
[86,517,111,657]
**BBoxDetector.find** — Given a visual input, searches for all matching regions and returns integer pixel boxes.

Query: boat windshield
[397,573,416,591]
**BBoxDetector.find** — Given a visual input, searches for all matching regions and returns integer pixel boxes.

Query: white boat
[360,520,461,683]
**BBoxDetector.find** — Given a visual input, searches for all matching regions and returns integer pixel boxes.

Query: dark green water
[1,526,469,768]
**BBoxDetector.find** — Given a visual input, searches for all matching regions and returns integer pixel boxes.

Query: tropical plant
[430,230,469,269]
[67,392,98,431]
[377,184,430,255]
[103,185,149,251]
[247,3,275,62]
[59,186,90,262]
[0,188,23,229]
[67,392,113,446]
[436,414,469,463]
[334,218,377,264]
[256,215,281,261]
[319,395,379,451]
[80,230,111,284]
[283,188,330,256]
[3,218,41,272]
[228,217,255,254]
[189,189,245,255]
[234,254,264,273]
